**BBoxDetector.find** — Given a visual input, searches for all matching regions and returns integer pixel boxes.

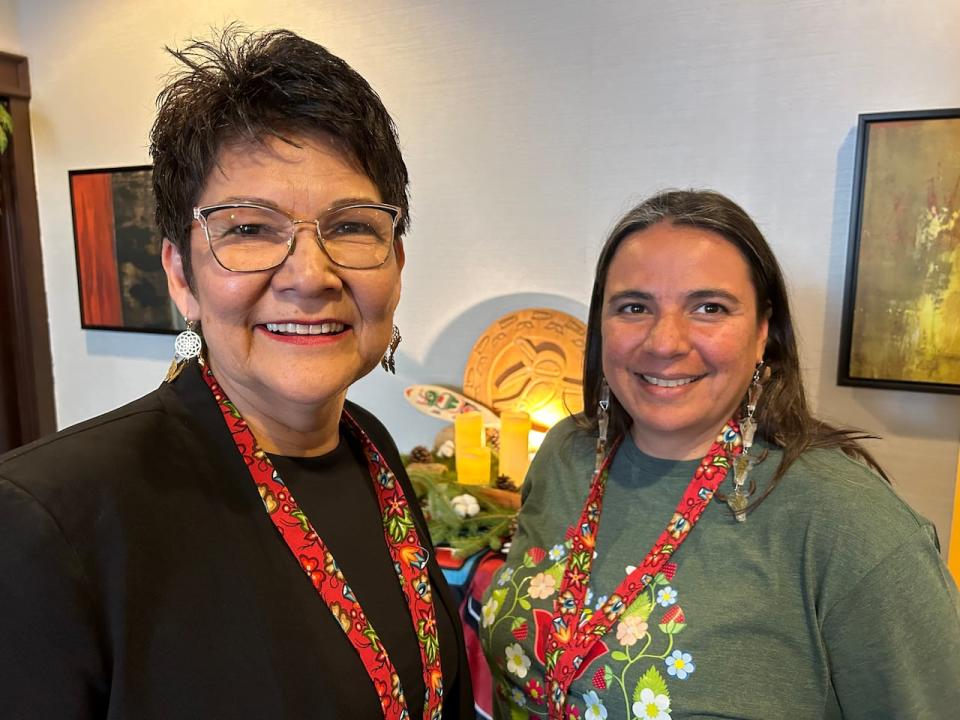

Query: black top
[0,362,471,719]
[268,435,460,719]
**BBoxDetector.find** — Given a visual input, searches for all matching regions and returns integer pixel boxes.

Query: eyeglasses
[192,202,403,272]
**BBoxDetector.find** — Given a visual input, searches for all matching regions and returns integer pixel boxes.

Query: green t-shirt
[480,417,960,719]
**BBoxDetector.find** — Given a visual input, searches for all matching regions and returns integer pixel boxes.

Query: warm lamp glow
[528,430,547,453]
[529,404,569,432]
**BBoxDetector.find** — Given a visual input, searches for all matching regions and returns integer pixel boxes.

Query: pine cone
[410,445,433,464]
[495,474,519,492]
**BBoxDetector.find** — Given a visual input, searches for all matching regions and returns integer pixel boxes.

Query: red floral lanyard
[201,367,443,720]
[544,420,743,719]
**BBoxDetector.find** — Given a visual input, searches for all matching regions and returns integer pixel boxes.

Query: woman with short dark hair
[481,190,960,719]
[0,28,471,719]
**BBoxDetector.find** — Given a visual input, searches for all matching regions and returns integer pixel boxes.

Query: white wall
[0,0,21,53]
[11,0,960,539]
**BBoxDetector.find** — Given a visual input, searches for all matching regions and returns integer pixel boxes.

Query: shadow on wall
[84,328,172,362]
[351,292,589,454]
[413,292,590,392]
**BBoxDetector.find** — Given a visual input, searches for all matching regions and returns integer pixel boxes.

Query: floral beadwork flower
[582,690,608,720]
[633,687,671,719]
[528,572,558,599]
[615,615,649,647]
[656,586,678,607]
[665,650,695,680]
[549,543,567,561]
[497,567,514,586]
[594,594,608,611]
[526,678,546,705]
[505,642,532,678]
[510,686,526,707]
[481,596,499,628]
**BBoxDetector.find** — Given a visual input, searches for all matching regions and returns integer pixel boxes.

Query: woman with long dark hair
[481,190,959,719]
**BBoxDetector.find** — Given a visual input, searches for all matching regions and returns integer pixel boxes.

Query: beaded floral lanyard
[202,367,443,720]
[543,420,744,719]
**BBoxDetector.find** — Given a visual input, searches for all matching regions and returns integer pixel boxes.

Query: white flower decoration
[632,687,671,719]
[505,643,531,678]
[451,493,480,518]
[437,439,455,457]
[481,596,499,628]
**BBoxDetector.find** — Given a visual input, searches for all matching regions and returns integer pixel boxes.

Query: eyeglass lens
[203,205,396,271]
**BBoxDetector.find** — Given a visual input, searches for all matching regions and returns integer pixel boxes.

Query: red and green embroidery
[483,421,744,719]
[202,366,443,720]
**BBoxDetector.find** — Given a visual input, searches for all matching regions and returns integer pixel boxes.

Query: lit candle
[457,446,491,486]
[454,411,483,453]
[499,410,531,486]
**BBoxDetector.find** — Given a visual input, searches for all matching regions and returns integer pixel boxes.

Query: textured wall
[10,0,960,541]
[0,0,21,54]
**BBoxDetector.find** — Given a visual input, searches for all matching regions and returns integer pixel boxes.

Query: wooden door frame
[0,50,56,442]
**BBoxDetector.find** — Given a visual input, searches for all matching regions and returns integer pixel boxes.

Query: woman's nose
[643,313,691,357]
[272,222,343,293]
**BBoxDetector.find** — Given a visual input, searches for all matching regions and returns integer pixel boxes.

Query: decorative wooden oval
[463,308,586,430]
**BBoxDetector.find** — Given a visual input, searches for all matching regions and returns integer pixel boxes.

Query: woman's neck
[210,366,345,457]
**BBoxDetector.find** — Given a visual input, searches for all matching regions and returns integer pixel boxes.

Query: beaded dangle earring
[727,361,764,522]
[595,380,611,471]
[380,325,401,374]
[165,318,203,383]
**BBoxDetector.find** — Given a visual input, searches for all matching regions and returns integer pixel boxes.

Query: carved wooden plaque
[463,308,585,429]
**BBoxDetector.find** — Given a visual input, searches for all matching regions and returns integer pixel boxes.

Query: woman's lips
[264,321,346,335]
[639,373,704,388]
[257,321,349,345]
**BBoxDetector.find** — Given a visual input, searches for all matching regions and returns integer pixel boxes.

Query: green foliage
[0,104,12,155]
[634,665,670,702]
[407,464,516,557]
[622,593,653,621]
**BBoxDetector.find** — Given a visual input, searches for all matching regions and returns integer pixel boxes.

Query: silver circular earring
[165,318,203,382]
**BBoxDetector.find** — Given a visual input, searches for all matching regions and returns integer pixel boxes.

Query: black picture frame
[69,165,184,335]
[837,108,960,394]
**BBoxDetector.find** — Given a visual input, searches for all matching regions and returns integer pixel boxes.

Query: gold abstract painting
[840,110,960,393]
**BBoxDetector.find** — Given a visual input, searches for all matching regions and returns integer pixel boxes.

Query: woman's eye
[619,303,647,314]
[695,302,726,315]
[330,221,375,237]
[228,224,266,236]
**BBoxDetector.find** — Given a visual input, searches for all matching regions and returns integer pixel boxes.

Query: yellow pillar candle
[454,411,483,453]
[457,446,491,486]
[499,410,531,486]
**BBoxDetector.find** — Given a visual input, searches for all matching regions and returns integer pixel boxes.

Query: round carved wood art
[463,308,586,430]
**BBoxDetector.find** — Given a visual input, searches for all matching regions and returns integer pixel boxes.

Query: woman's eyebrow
[687,289,742,304]
[606,290,654,305]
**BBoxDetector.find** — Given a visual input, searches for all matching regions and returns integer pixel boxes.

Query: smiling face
[601,221,768,460]
[162,133,403,453]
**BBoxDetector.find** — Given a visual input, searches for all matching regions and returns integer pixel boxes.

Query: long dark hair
[581,190,888,511]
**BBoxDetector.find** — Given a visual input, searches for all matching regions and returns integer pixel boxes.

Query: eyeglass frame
[191,201,404,273]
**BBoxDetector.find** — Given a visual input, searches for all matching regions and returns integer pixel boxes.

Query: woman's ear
[393,238,405,271]
[161,239,200,320]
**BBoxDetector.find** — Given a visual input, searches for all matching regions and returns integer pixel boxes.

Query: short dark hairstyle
[150,26,409,285]
[581,189,887,512]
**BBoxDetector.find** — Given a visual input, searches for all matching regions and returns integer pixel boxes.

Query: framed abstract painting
[838,108,960,394]
[69,165,185,334]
